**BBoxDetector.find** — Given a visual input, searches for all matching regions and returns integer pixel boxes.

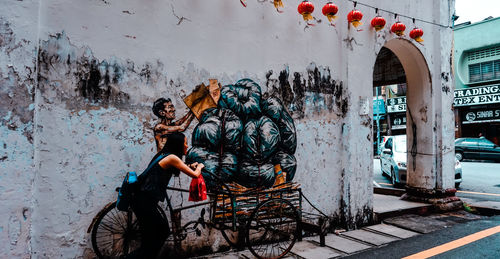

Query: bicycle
[88,170,326,259]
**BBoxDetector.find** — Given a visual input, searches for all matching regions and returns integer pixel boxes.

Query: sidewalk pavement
[194,188,500,259]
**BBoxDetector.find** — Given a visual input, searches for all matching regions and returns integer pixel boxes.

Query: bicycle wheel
[91,201,140,258]
[220,226,247,249]
[91,201,167,258]
[246,198,299,259]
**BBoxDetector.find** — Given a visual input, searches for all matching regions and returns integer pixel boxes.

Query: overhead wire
[345,0,452,28]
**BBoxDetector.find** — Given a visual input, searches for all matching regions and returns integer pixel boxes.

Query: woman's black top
[138,153,177,202]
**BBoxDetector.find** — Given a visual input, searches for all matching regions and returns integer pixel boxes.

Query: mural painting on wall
[160,78,298,190]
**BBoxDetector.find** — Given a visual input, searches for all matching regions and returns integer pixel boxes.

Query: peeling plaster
[265,63,347,120]
[1,0,455,257]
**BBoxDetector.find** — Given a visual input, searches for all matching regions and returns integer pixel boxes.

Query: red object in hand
[347,9,363,28]
[189,175,207,202]
[298,1,315,22]
[391,22,406,36]
[409,28,424,42]
[371,16,386,31]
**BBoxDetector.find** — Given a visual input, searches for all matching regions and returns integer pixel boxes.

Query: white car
[380,135,407,187]
[380,135,462,188]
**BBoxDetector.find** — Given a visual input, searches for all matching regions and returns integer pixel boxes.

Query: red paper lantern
[347,10,363,28]
[371,16,386,31]
[298,1,315,22]
[322,2,339,23]
[391,22,406,36]
[409,28,424,42]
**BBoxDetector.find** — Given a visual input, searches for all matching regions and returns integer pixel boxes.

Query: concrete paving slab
[194,249,295,259]
[322,234,372,254]
[290,241,342,259]
[373,194,431,214]
[303,235,324,244]
[383,214,453,234]
[365,223,420,239]
[340,229,399,246]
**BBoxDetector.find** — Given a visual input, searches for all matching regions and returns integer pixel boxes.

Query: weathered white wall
[0,0,39,258]
[0,0,455,257]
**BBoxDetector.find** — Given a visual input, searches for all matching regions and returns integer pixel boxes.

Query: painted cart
[88,171,327,259]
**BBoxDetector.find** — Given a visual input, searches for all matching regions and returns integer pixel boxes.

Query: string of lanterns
[239,0,440,43]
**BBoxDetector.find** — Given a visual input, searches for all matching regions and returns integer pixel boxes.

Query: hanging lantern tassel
[240,0,247,7]
[298,1,315,24]
[348,10,363,29]
[371,16,386,31]
[322,2,339,25]
[410,28,424,42]
[274,0,284,13]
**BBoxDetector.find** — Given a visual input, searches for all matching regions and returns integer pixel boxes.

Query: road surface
[373,159,500,203]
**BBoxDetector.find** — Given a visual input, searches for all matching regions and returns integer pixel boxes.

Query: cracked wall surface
[0,0,454,257]
[0,0,39,258]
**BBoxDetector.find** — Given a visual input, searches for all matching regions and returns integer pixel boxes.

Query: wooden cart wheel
[246,198,299,259]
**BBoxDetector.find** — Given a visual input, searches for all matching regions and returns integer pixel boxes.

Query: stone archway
[375,38,457,203]
[382,39,434,191]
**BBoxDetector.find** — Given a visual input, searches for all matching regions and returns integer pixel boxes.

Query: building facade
[0,0,455,257]
[453,17,500,145]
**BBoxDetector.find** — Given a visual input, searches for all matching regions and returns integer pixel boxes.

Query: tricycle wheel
[246,198,299,259]
[220,227,245,250]
[91,202,141,258]
[91,201,166,258]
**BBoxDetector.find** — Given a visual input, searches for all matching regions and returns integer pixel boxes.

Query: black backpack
[116,153,167,211]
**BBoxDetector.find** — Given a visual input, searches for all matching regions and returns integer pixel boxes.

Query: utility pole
[375,86,381,155]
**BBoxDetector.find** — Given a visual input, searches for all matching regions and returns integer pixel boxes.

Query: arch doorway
[372,38,448,192]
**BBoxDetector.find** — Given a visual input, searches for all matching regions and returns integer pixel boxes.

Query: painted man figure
[152,98,194,152]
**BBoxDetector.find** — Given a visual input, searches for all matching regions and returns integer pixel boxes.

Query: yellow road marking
[402,225,500,259]
[457,190,500,197]
[379,183,392,186]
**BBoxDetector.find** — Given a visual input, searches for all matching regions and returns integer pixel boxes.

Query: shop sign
[454,84,500,107]
[391,114,406,129]
[462,108,500,124]
[387,97,406,113]
[373,97,386,115]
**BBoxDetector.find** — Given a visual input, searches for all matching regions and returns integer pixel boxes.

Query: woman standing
[128,132,204,258]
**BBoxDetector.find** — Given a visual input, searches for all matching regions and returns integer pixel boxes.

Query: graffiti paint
[186,78,297,189]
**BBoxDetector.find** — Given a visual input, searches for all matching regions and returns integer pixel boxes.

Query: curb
[374,187,405,196]
[375,187,500,216]
[467,204,500,216]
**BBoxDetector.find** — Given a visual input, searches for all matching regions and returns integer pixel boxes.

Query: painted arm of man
[154,122,188,135]
[174,112,195,127]
[158,154,204,178]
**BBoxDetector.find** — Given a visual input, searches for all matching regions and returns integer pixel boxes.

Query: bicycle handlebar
[201,169,234,197]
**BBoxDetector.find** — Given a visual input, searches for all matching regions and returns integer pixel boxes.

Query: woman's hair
[161,132,186,159]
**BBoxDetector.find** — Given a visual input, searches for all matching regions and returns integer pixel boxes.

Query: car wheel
[456,152,464,161]
[455,182,460,188]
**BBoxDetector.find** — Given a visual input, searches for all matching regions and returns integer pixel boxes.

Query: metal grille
[467,46,500,61]
[469,60,500,83]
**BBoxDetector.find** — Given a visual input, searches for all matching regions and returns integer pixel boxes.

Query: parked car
[380,135,407,187]
[373,136,390,156]
[455,137,500,162]
[381,135,463,188]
